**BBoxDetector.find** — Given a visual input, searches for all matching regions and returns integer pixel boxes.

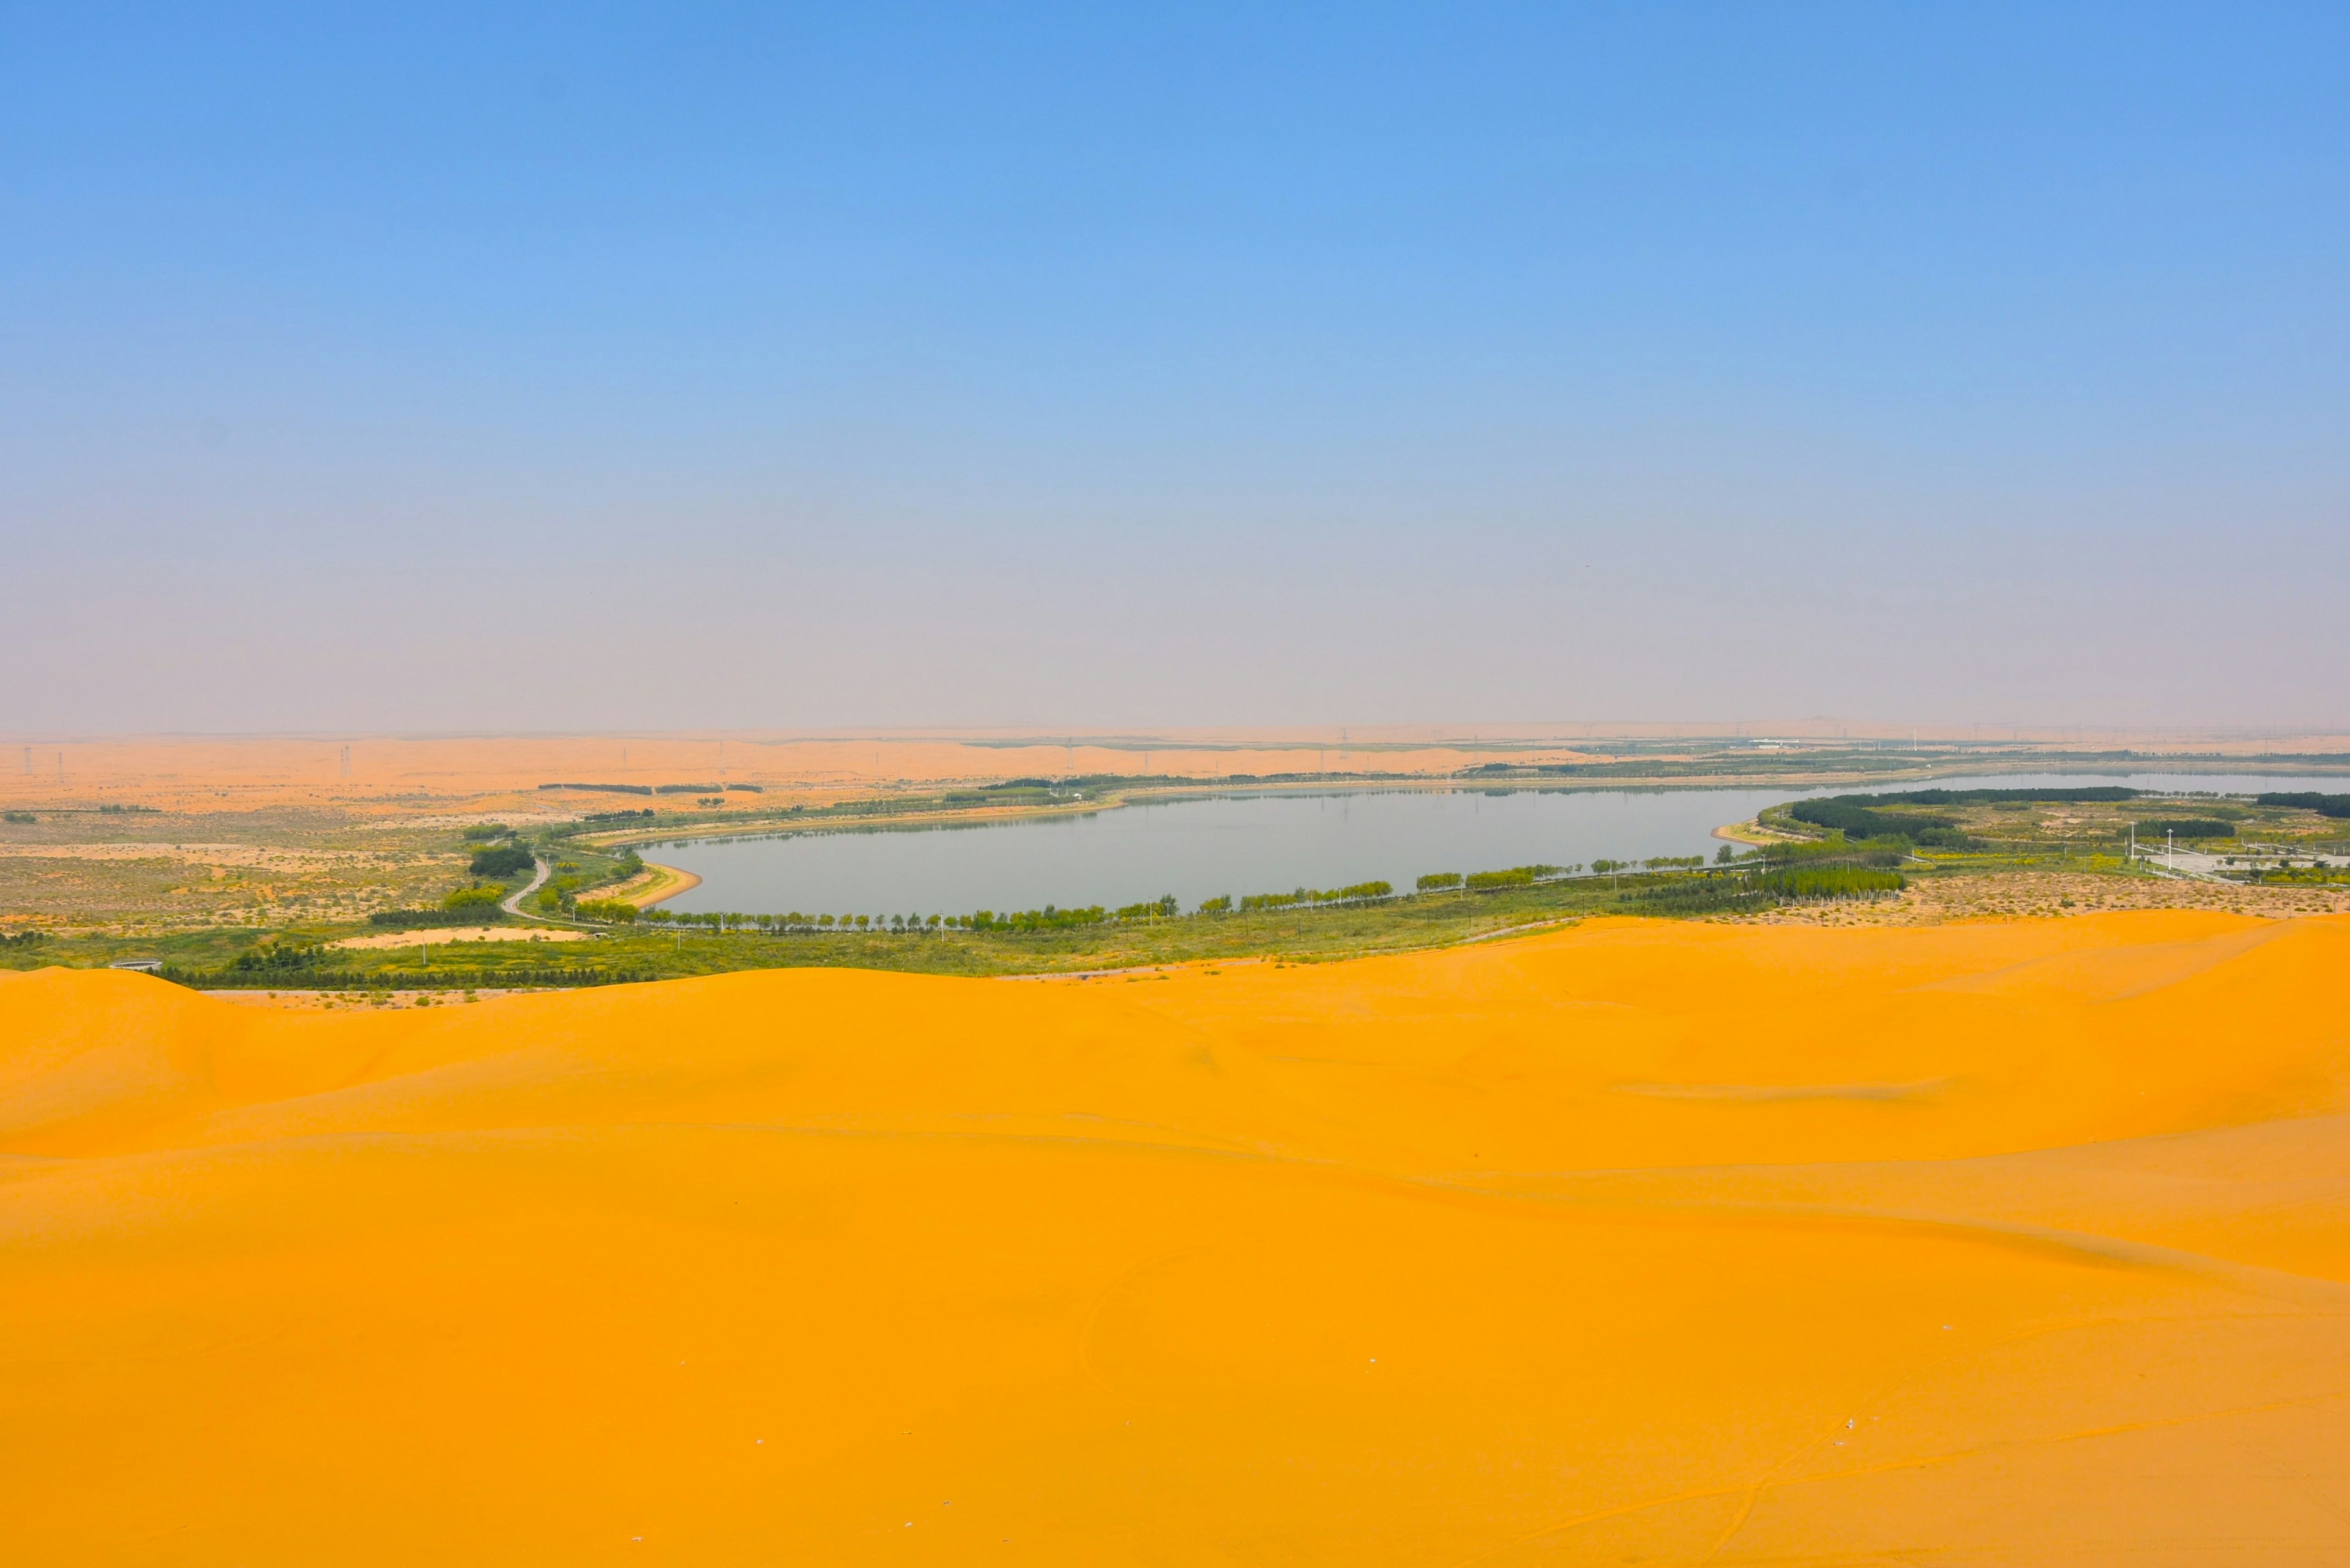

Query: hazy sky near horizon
[4,4,2346,734]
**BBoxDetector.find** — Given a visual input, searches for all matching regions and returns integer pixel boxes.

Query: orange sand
[4,911,2348,1563]
[0,731,1599,810]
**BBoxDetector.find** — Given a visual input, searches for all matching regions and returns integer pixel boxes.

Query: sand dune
[4,911,2347,1563]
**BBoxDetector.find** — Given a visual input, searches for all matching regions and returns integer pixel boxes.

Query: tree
[468,845,535,878]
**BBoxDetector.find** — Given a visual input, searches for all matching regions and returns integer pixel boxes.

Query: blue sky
[4,4,2345,732]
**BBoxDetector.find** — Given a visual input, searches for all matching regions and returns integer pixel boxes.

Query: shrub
[460,824,509,842]
[231,942,323,973]
[1196,895,1233,914]
[441,884,505,912]
[468,845,535,878]
[372,906,504,928]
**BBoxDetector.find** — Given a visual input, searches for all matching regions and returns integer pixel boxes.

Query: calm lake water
[648,772,2349,919]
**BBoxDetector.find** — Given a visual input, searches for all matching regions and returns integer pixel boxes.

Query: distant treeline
[1464,865,1562,890]
[2135,819,2234,839]
[1418,865,1573,892]
[1241,881,1396,910]
[1789,785,2145,845]
[1789,800,1961,842]
[1762,866,1906,898]
[1628,862,1905,914]
[640,905,1133,933]
[165,966,653,991]
[540,782,763,796]
[1832,786,2139,806]
[2258,792,2350,818]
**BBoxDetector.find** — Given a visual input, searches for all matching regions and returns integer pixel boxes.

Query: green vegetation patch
[2258,792,2350,818]
[370,907,508,929]
[467,845,535,878]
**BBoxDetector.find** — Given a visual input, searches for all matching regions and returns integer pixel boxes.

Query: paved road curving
[501,856,553,919]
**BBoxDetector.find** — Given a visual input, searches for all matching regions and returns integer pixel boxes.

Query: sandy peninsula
[4,912,2348,1561]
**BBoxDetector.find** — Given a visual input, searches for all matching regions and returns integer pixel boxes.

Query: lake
[645,771,2349,920]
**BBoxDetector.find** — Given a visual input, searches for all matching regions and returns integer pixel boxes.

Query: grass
[2,846,1941,989]
[9,766,2350,989]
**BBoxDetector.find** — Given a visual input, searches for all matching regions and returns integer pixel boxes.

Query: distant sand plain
[4,910,2348,1562]
[11,728,2348,812]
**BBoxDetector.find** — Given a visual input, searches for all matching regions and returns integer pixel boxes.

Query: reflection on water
[647,772,2348,919]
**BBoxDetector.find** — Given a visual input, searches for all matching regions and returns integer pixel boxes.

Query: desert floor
[4,911,2348,1564]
